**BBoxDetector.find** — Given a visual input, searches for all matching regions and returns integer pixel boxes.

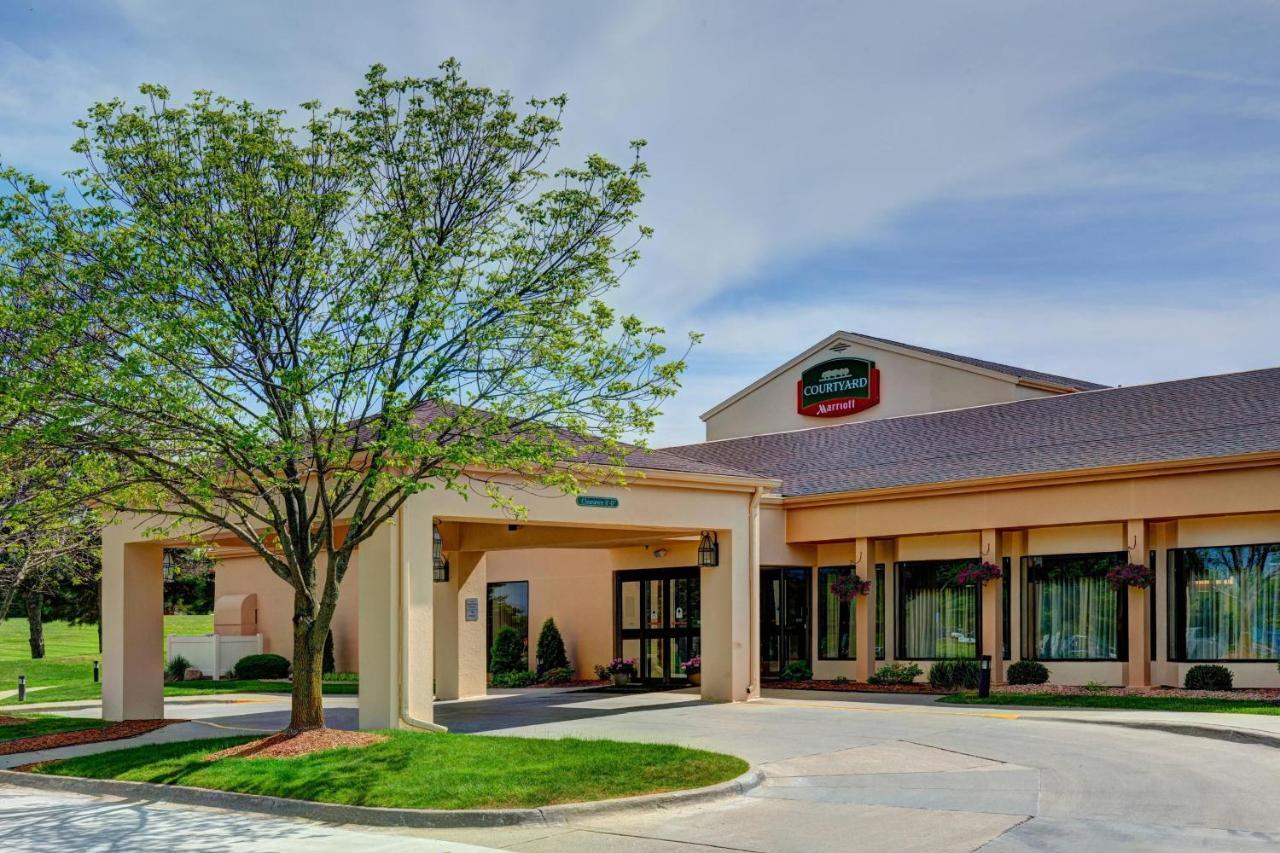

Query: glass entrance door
[616,569,700,684]
[762,567,811,678]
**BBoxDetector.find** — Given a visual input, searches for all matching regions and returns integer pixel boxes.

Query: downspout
[747,486,763,700]
[398,512,448,732]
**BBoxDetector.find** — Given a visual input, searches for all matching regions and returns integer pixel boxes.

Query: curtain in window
[818,569,855,659]
[1182,545,1280,660]
[1027,572,1119,659]
[900,563,978,659]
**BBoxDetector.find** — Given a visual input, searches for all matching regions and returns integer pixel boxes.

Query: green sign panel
[576,495,619,509]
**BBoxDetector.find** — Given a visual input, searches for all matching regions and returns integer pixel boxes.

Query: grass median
[0,713,110,742]
[941,692,1280,714]
[32,731,749,810]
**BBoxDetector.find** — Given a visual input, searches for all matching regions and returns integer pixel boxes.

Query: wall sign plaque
[797,356,881,417]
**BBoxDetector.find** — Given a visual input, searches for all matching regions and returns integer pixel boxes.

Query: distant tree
[535,617,569,675]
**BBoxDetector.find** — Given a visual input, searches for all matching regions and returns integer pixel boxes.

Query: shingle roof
[661,368,1280,496]
[848,331,1107,391]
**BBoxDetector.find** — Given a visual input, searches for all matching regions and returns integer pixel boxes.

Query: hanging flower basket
[1106,562,1154,589]
[954,561,1003,586]
[830,570,872,602]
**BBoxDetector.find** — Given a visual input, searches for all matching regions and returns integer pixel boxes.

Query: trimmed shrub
[233,653,290,680]
[322,630,336,675]
[541,666,573,685]
[492,669,539,688]
[490,625,527,675]
[166,655,191,682]
[1006,660,1050,685]
[868,662,923,685]
[779,660,813,681]
[1185,664,1233,691]
[928,659,981,690]
[535,618,570,675]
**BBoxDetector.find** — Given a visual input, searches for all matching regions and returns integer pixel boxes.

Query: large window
[896,561,979,659]
[1023,552,1125,661]
[818,568,856,659]
[1171,543,1280,661]
[487,581,529,672]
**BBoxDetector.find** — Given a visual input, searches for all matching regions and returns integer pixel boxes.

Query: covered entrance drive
[616,568,700,684]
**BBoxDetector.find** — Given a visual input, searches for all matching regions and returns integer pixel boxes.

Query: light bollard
[978,655,991,698]
[17,674,25,703]
[94,660,100,683]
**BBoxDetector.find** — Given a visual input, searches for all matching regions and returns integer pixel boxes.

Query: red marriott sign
[796,357,881,418]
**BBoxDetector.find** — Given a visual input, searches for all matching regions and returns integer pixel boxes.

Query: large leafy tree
[0,61,689,730]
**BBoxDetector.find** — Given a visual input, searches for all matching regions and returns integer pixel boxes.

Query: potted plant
[606,657,637,686]
[954,561,1002,586]
[1106,562,1154,589]
[682,655,702,686]
[830,570,872,602]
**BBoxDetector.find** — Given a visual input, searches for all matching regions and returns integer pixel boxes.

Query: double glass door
[762,567,811,678]
[616,569,700,684]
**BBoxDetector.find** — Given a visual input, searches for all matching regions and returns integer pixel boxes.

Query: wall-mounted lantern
[697,531,719,568]
[433,522,449,582]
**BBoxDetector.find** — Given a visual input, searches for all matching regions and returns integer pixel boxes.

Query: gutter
[747,485,763,700]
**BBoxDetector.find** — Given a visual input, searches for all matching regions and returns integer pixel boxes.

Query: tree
[0,61,689,731]
[535,617,569,675]
[490,625,527,675]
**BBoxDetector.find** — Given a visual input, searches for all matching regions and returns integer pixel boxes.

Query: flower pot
[687,671,702,686]
[611,673,631,687]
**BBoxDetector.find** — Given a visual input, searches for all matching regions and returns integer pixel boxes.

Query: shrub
[593,664,610,680]
[166,655,191,682]
[1006,660,1050,685]
[535,618,570,675]
[779,660,813,681]
[928,659,980,690]
[868,662,923,685]
[491,669,539,688]
[540,666,573,685]
[1084,680,1108,693]
[322,630,336,675]
[323,671,358,682]
[233,653,290,680]
[490,626,527,675]
[1185,664,1233,691]
[832,675,849,685]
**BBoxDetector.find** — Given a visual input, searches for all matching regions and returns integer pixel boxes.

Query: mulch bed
[0,716,28,726]
[768,679,953,695]
[0,719,182,757]
[530,679,608,689]
[203,728,386,761]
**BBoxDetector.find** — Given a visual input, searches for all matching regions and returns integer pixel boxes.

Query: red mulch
[768,679,953,695]
[0,716,26,726]
[531,679,608,689]
[203,728,386,761]
[0,719,182,757]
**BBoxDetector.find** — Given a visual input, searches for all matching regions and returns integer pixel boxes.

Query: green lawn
[0,713,110,743]
[0,617,355,706]
[33,731,749,810]
[941,692,1280,715]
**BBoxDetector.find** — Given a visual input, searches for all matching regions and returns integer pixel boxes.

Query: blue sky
[3,1,1279,444]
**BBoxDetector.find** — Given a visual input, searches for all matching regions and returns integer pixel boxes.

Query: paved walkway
[5,689,1280,851]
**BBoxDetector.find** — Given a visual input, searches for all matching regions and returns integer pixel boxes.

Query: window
[875,564,886,660]
[486,581,529,672]
[1023,552,1126,661]
[818,568,856,659]
[896,560,979,659]
[1171,543,1280,661]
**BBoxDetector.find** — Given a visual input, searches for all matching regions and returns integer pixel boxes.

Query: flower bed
[767,679,952,695]
[994,683,1280,702]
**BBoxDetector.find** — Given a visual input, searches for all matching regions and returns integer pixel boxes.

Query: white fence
[168,634,263,680]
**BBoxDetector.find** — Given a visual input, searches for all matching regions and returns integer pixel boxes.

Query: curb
[0,766,764,829]
[1032,716,1280,748]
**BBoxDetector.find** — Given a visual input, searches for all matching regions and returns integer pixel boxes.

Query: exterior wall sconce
[697,531,719,568]
[432,522,449,583]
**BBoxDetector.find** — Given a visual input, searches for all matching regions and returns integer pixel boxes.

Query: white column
[435,550,488,700]
[401,501,435,725]
[700,522,751,702]
[102,535,164,721]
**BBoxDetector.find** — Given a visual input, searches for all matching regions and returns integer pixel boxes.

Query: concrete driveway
[4,688,1280,851]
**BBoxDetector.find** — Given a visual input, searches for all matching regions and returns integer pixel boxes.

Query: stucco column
[357,517,399,730]
[435,550,488,700]
[979,528,1003,683]
[101,536,164,721]
[1126,519,1151,687]
[701,525,751,702]
[401,501,436,726]
[853,537,875,682]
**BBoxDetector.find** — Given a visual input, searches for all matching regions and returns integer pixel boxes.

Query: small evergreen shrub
[166,655,191,682]
[868,662,923,685]
[779,660,813,681]
[322,630,336,675]
[1006,660,1050,685]
[535,618,570,675]
[832,675,850,685]
[928,659,981,690]
[233,653,290,680]
[490,625,527,675]
[1184,664,1233,691]
[492,669,539,688]
[541,666,573,685]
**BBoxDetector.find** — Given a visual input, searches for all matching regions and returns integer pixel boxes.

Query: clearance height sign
[796,357,881,417]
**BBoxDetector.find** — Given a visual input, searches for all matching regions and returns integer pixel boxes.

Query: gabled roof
[666,367,1280,497]
[700,331,1106,421]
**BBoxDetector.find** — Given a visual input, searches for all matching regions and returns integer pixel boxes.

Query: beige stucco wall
[703,337,1061,441]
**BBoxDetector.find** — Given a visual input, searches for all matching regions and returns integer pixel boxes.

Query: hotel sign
[797,357,881,418]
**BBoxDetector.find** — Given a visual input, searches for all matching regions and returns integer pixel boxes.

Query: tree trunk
[288,607,328,732]
[24,588,45,660]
